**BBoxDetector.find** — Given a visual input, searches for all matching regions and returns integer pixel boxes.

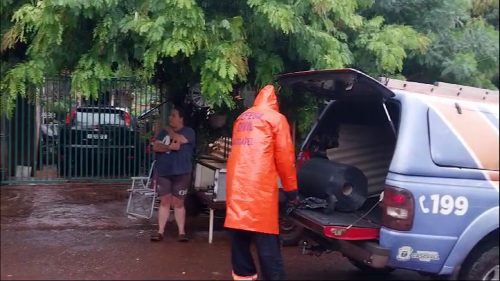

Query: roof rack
[379,77,499,103]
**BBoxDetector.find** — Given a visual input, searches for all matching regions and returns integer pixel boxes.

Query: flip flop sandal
[178,234,189,242]
[150,232,164,242]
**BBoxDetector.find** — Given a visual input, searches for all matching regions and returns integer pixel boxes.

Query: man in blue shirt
[150,106,195,242]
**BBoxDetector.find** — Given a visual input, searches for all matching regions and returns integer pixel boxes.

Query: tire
[460,240,499,280]
[349,259,395,275]
[58,160,71,177]
[279,216,305,246]
[184,191,203,217]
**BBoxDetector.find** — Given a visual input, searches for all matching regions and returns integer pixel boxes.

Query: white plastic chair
[126,160,157,219]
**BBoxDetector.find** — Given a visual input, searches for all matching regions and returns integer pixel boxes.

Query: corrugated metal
[327,124,396,195]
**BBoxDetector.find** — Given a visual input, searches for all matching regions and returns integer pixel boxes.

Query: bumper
[379,227,457,274]
[338,240,390,268]
[59,145,138,176]
[291,210,390,269]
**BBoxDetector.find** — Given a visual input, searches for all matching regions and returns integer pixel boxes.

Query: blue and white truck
[278,69,499,280]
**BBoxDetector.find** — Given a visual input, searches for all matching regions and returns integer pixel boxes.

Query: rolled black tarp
[297,158,368,212]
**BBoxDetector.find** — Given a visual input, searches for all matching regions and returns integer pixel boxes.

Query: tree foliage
[369,0,499,89]
[1,0,430,117]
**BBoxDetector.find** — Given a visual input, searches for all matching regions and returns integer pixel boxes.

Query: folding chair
[126,160,157,219]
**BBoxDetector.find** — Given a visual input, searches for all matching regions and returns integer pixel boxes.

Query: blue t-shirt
[155,127,195,176]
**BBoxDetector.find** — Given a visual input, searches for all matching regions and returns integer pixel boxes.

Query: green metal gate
[0,77,162,184]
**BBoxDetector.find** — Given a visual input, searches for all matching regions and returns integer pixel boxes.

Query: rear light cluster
[382,185,414,231]
[124,112,131,127]
[297,149,311,169]
[65,109,76,125]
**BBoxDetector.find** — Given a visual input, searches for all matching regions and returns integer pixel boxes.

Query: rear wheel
[460,240,499,280]
[59,159,73,177]
[279,216,305,246]
[184,191,203,217]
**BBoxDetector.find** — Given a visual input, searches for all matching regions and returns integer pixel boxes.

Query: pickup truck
[278,69,499,280]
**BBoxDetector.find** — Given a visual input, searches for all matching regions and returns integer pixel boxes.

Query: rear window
[76,108,125,126]
[428,106,499,171]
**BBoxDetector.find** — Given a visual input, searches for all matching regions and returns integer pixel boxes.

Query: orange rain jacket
[224,85,298,235]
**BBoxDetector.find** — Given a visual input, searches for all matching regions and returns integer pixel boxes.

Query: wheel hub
[279,217,296,232]
[482,265,499,281]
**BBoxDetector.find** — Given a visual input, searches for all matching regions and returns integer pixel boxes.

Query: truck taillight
[124,112,131,127]
[297,150,311,169]
[65,110,76,125]
[382,185,414,231]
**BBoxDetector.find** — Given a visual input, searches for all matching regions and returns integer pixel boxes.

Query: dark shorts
[156,173,191,198]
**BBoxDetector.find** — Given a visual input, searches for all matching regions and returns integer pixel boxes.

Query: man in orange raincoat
[225,85,299,280]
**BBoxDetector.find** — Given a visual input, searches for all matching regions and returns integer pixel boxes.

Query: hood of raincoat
[224,85,297,235]
[253,85,279,111]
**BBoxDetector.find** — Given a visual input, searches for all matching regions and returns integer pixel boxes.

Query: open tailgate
[291,196,382,241]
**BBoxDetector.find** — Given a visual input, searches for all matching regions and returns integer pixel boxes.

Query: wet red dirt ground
[1,184,425,280]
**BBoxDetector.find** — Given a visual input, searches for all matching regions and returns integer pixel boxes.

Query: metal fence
[0,77,162,184]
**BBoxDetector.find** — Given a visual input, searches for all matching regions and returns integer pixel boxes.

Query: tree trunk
[159,82,171,127]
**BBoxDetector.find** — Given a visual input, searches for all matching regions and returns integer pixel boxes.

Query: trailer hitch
[300,240,332,257]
